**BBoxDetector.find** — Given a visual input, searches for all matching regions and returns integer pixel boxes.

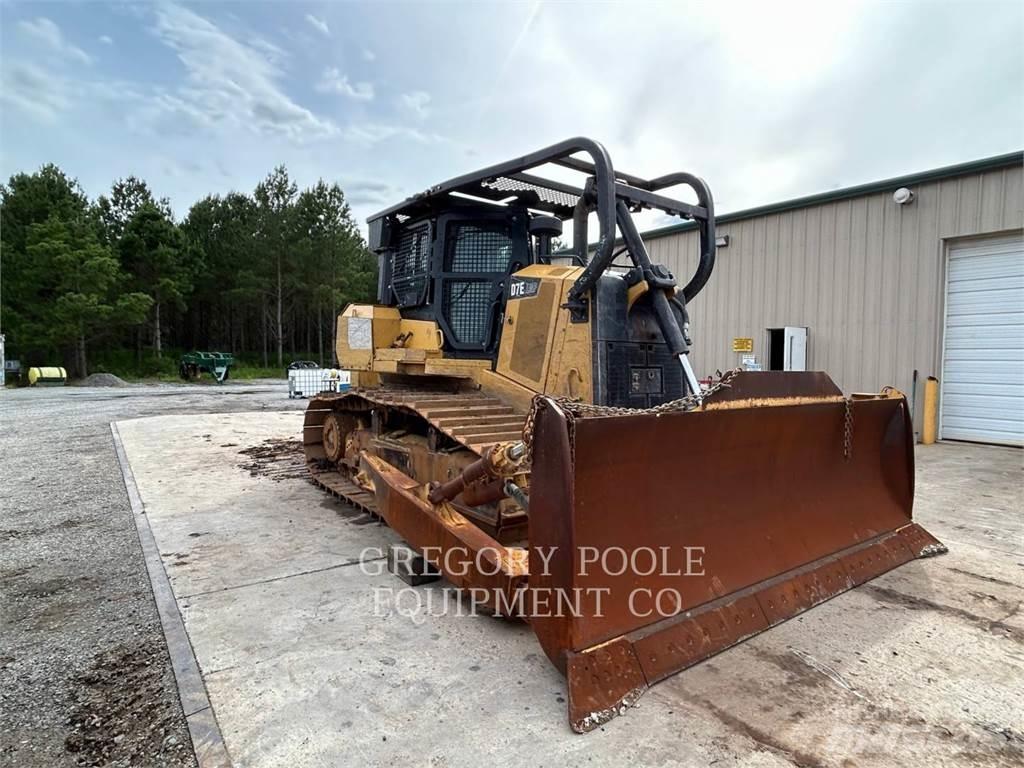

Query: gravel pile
[75,373,129,387]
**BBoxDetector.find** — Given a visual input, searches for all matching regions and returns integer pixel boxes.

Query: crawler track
[303,387,529,534]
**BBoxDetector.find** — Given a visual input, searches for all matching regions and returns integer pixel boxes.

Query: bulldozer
[303,138,945,732]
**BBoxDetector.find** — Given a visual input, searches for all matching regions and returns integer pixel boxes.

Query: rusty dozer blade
[352,372,945,733]
[527,372,945,732]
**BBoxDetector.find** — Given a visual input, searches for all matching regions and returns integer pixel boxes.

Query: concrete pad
[117,413,399,598]
[117,414,1024,768]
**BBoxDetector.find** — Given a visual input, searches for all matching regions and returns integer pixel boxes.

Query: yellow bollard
[922,376,938,445]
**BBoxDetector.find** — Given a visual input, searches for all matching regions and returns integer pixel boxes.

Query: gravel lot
[0,382,304,767]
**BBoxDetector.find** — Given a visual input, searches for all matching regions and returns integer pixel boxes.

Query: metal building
[642,152,1024,446]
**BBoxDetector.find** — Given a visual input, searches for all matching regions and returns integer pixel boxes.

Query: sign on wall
[732,337,753,353]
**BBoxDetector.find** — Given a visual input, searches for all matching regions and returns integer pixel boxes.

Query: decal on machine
[348,317,372,349]
[508,276,541,300]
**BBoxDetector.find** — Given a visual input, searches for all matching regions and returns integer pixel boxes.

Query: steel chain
[523,368,741,463]
[843,397,854,460]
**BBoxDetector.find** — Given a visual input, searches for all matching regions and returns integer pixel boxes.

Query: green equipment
[179,352,234,383]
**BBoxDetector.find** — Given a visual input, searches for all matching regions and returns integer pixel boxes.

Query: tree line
[0,164,377,378]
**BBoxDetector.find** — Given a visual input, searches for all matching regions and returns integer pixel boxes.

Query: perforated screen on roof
[481,176,580,211]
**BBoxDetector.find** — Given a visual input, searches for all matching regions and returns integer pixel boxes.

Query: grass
[86,348,295,383]
[139,366,285,383]
[4,349,295,386]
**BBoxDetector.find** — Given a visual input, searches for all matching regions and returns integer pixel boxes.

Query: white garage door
[940,233,1024,446]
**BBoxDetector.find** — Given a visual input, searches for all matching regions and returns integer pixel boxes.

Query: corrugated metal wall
[647,165,1024,397]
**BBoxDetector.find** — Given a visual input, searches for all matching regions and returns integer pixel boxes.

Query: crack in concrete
[180,556,387,600]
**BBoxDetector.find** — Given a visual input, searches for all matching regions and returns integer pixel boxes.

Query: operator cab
[370,202,563,359]
[365,137,715,400]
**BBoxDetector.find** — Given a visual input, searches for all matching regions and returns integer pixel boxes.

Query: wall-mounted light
[716,235,731,248]
[893,187,915,205]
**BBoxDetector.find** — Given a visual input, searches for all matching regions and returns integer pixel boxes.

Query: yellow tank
[27,367,67,386]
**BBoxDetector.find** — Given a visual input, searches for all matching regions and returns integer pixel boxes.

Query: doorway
[766,327,808,371]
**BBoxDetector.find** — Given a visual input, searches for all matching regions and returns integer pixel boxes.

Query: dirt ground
[0,382,304,768]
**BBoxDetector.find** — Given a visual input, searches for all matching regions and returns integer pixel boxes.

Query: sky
[1,0,1022,237]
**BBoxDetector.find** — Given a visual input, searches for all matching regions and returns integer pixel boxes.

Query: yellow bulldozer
[303,138,945,732]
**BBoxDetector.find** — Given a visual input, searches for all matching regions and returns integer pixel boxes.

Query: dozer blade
[526,372,945,732]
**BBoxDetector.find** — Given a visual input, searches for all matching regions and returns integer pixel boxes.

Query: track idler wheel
[322,412,346,463]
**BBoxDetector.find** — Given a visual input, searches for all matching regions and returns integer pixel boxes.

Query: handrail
[566,169,716,312]
[645,172,716,302]
[370,137,715,310]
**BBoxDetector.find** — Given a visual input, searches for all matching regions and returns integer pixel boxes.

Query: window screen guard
[391,223,430,308]
[445,223,515,272]
[439,221,516,349]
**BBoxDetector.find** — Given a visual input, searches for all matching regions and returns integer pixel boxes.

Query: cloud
[3,0,1020,242]
[0,62,71,120]
[18,17,92,65]
[340,122,442,146]
[1,52,152,123]
[161,156,206,179]
[398,91,430,121]
[99,35,114,45]
[342,178,397,206]
[315,68,374,100]
[152,4,336,142]
[249,36,287,65]
[305,14,330,36]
